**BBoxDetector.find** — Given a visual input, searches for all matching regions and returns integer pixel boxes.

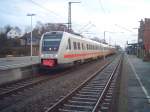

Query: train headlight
[49,48,52,51]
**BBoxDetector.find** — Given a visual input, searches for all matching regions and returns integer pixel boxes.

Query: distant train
[39,31,115,68]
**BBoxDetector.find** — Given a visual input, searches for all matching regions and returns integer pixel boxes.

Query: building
[7,27,22,38]
[138,18,150,60]
[126,43,137,55]
[143,19,150,53]
[20,33,40,56]
[20,36,40,46]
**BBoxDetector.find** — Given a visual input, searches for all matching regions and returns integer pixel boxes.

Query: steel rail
[92,56,122,112]
[0,57,107,100]
[0,68,80,111]
[0,76,50,99]
[0,69,76,99]
[45,58,115,112]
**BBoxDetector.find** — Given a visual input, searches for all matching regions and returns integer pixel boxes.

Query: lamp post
[27,13,36,61]
[104,31,106,43]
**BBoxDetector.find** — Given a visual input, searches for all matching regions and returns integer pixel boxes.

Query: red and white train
[39,31,115,68]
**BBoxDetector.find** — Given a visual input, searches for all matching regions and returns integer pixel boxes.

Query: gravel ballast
[2,56,115,112]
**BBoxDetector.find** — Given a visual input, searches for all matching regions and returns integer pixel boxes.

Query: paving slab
[0,56,40,70]
[118,54,150,112]
[127,55,150,112]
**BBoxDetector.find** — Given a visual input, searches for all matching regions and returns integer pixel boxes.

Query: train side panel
[39,31,116,68]
[57,32,105,64]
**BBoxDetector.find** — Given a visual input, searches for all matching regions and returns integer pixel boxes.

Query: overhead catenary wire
[1,0,104,34]
[28,0,69,24]
[28,0,85,31]
[0,1,66,25]
[28,0,104,34]
[29,0,61,18]
[98,0,107,14]
[115,24,134,33]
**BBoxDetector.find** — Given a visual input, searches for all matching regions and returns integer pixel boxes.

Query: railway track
[0,75,50,99]
[45,55,122,112]
[0,68,77,111]
[0,58,107,100]
[0,55,117,111]
[0,55,115,100]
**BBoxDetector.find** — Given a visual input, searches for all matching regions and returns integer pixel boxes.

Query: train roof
[63,32,103,44]
[44,31,112,47]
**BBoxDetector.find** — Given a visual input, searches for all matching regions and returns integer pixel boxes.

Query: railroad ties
[0,75,54,111]
[45,55,122,112]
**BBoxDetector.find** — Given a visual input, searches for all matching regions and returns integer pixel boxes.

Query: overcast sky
[0,0,150,48]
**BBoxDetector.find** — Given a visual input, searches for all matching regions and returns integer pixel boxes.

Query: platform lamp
[27,13,36,61]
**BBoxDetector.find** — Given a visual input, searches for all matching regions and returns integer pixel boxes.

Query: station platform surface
[0,56,40,70]
[118,54,150,112]
[0,57,40,84]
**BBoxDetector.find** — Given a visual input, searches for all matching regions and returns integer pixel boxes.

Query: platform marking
[126,54,150,103]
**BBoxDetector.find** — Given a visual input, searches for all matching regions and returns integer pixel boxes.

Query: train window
[82,43,84,50]
[68,38,71,50]
[73,42,75,50]
[73,42,77,50]
[87,44,89,50]
[78,42,80,50]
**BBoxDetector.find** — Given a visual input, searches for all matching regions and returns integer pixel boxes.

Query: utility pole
[68,2,80,32]
[27,13,36,61]
[104,31,123,44]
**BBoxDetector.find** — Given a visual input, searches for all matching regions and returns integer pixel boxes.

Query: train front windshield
[42,33,63,52]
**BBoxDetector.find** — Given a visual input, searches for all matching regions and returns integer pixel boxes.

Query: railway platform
[118,54,150,112]
[0,56,40,85]
[0,56,40,70]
